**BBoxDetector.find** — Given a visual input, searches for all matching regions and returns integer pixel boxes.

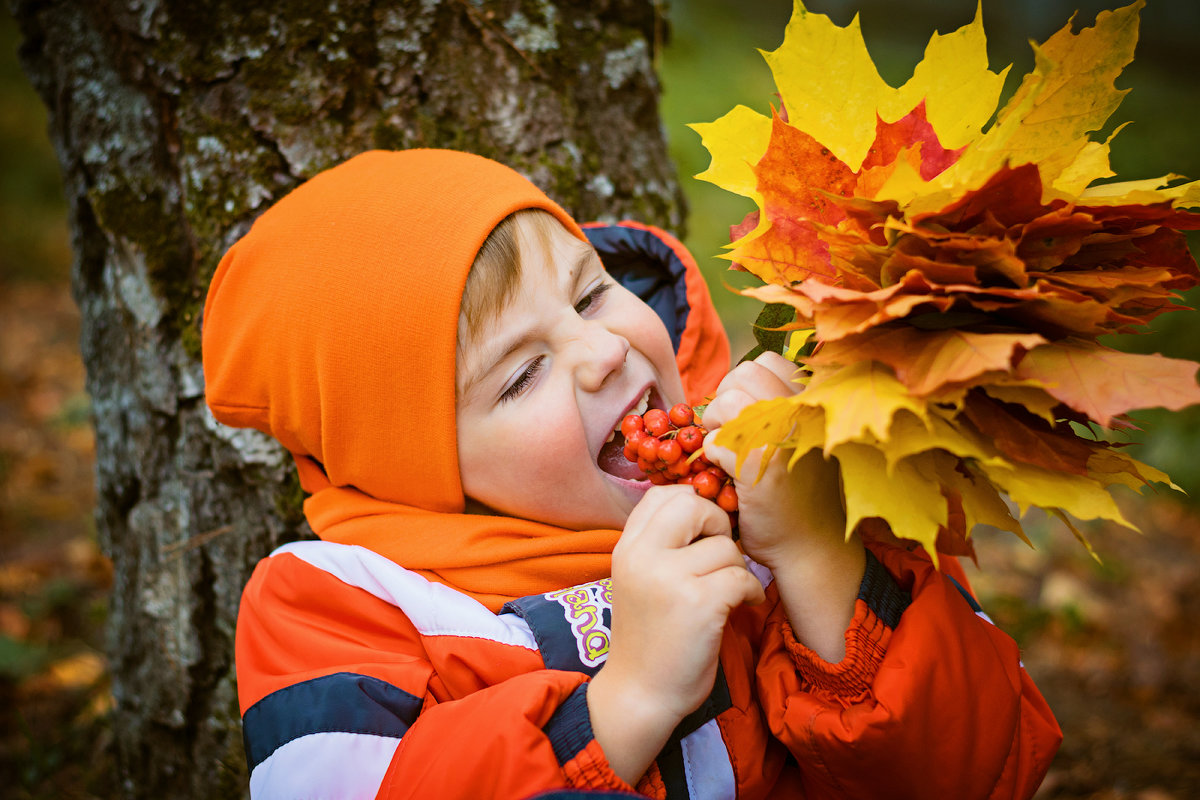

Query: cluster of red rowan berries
[621,403,739,513]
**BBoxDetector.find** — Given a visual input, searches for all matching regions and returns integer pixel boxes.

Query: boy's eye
[574,282,611,315]
[500,356,544,403]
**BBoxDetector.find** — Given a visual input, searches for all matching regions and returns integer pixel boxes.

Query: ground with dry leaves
[1,278,1198,799]
[0,282,112,796]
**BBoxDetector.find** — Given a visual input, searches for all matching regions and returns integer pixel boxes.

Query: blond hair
[459,208,560,344]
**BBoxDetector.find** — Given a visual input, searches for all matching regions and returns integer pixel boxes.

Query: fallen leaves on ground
[1,280,112,798]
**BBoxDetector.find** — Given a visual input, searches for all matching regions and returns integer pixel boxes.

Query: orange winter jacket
[203,150,1061,799]
[234,536,1058,799]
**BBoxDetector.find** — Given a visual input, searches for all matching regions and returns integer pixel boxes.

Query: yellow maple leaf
[875,408,1002,471]
[689,104,772,201]
[709,394,816,477]
[872,152,941,209]
[1086,449,1182,493]
[885,2,1010,150]
[835,443,948,563]
[978,458,1137,532]
[980,382,1063,425]
[1051,125,1124,196]
[929,1,1142,205]
[760,1,1007,172]
[808,327,1048,397]
[1078,173,1200,207]
[929,450,1029,545]
[797,360,928,450]
[760,3,891,172]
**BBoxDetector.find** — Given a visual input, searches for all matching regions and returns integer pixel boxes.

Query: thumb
[702,429,763,485]
[717,562,767,607]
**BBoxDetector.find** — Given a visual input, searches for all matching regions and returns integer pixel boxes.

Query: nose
[572,320,630,391]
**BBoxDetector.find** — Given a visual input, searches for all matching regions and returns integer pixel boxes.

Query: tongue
[598,435,645,480]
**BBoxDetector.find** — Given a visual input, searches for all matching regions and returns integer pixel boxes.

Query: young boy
[203,149,1061,799]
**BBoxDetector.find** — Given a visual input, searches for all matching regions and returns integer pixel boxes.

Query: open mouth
[598,387,655,480]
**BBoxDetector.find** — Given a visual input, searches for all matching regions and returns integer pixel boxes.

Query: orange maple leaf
[1014,340,1200,429]
[806,327,1046,397]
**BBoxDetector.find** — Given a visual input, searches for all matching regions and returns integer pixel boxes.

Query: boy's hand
[587,485,764,784]
[700,352,865,663]
[700,352,842,564]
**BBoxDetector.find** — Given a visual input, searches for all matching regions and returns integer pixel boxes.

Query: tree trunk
[11,1,683,796]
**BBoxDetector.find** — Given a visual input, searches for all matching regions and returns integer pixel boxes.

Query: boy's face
[456,216,687,530]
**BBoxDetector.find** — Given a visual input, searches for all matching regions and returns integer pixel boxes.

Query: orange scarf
[203,149,726,611]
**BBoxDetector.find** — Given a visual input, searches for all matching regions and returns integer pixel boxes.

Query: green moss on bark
[87,183,188,283]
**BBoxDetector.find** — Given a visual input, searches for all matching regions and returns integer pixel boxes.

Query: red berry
[657,439,682,465]
[676,425,704,453]
[620,414,644,439]
[693,471,720,500]
[665,461,691,480]
[643,408,671,437]
[668,403,694,427]
[623,429,646,461]
[614,404,736,500]
[716,484,739,512]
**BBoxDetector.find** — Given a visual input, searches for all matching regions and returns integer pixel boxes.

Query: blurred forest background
[1,0,1198,797]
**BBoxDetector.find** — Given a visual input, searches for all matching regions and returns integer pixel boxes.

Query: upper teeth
[606,388,652,443]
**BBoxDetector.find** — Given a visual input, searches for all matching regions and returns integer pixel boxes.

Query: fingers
[672,528,745,575]
[702,352,800,430]
[634,515,765,608]
[621,485,732,550]
[746,350,803,387]
[700,386,756,432]
[698,430,744,481]
[618,488,748,580]
[716,352,799,398]
[675,536,766,606]
[615,486,763,609]
[710,562,768,608]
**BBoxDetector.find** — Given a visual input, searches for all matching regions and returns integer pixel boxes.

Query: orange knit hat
[203,149,584,512]
[204,149,731,609]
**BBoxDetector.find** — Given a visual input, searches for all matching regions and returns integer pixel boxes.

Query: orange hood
[203,149,727,610]
[204,149,584,512]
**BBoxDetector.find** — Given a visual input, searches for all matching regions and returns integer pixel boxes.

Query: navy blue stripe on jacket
[543,683,595,765]
[859,549,912,628]
[242,671,423,771]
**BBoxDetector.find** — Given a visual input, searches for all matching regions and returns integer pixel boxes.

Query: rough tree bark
[11,1,684,796]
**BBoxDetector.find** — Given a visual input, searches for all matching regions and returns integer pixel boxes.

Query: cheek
[459,398,590,501]
[624,303,681,374]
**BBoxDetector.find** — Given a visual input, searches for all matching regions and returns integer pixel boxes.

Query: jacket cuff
[543,683,636,792]
[781,549,911,700]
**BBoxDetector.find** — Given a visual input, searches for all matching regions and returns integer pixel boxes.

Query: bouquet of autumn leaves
[693,0,1200,563]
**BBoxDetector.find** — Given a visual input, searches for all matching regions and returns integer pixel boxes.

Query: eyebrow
[459,245,596,402]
